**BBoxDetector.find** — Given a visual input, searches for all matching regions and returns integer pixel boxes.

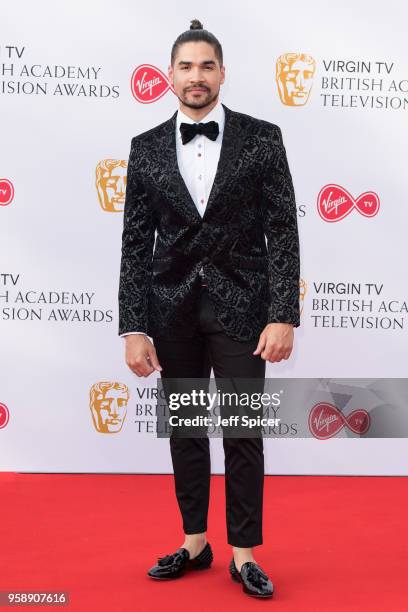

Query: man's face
[168,41,225,110]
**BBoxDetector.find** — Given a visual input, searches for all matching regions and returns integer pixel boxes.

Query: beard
[179,88,219,110]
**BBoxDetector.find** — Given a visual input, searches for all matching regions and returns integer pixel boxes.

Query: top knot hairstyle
[171,19,223,67]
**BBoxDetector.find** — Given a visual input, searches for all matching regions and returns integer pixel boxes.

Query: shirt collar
[176,100,225,140]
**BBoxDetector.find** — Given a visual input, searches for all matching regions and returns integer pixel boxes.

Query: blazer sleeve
[118,137,155,336]
[260,125,301,327]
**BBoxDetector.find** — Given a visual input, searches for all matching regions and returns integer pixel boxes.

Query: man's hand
[253,323,294,362]
[124,335,163,377]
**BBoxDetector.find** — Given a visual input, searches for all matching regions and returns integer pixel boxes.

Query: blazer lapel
[161,103,248,223]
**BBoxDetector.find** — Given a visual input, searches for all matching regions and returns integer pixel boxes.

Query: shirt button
[200,199,205,204]
[198,143,202,148]
[198,153,202,157]
[198,175,202,180]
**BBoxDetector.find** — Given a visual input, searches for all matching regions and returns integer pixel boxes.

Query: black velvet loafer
[147,542,213,580]
[229,558,274,598]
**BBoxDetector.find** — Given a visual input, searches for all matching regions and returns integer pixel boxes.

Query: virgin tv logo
[0,179,14,206]
[309,402,370,439]
[0,402,10,429]
[130,64,174,104]
[317,184,380,222]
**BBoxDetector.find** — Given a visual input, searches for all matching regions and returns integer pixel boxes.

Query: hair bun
[190,19,203,30]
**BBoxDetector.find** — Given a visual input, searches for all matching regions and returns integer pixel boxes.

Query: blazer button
[202,257,209,264]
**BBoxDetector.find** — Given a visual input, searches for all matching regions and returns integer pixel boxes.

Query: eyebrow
[177,60,216,66]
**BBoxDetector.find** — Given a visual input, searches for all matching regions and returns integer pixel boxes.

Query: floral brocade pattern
[118,103,300,341]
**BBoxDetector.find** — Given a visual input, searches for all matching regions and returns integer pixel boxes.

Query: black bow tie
[179,121,219,145]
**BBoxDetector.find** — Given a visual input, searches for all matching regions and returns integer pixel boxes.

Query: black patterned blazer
[118,103,300,341]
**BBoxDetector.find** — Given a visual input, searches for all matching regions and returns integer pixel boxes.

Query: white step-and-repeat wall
[1,0,407,474]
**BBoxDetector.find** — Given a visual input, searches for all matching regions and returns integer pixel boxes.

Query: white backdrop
[1,0,407,474]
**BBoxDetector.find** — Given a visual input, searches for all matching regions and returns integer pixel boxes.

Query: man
[118,19,300,599]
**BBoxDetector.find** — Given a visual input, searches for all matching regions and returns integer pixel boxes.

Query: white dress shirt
[121,100,225,339]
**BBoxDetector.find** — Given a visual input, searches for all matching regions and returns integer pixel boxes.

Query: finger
[265,340,287,362]
[271,345,292,362]
[261,334,275,359]
[261,346,269,360]
[139,365,155,377]
[269,347,281,361]
[132,365,149,377]
[253,333,266,355]
[128,355,154,377]
[142,355,156,376]
[147,348,163,372]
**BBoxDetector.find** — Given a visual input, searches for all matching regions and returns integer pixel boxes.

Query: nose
[189,68,206,84]
[117,177,125,195]
[295,71,305,89]
[109,399,119,416]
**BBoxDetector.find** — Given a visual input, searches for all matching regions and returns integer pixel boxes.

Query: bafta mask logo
[90,382,130,434]
[299,278,307,315]
[276,53,316,106]
[96,159,127,212]
[0,178,14,206]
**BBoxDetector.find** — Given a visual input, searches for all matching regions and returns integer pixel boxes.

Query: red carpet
[0,473,406,611]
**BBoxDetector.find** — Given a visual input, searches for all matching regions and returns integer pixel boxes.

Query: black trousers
[153,284,266,547]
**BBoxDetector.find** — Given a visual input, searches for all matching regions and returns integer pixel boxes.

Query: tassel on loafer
[147,542,213,580]
[229,557,274,598]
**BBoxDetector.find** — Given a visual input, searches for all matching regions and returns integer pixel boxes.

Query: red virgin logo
[317,184,380,222]
[309,402,370,439]
[0,179,14,206]
[130,64,174,104]
[0,402,10,429]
